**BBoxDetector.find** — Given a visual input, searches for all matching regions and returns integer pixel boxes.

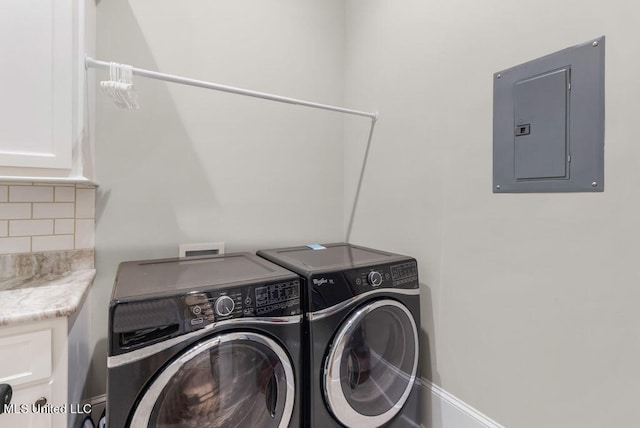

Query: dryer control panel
[349,261,418,291]
[308,260,419,312]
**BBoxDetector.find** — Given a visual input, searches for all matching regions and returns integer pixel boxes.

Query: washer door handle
[347,350,361,392]
[265,372,278,418]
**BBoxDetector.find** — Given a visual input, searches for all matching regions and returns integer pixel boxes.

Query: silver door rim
[323,299,419,427]
[130,331,296,428]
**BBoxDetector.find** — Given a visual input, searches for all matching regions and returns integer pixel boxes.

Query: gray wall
[93,0,346,396]
[94,2,640,426]
[344,1,640,427]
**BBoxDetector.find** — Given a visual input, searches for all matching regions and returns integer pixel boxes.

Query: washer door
[130,332,295,428]
[324,299,419,427]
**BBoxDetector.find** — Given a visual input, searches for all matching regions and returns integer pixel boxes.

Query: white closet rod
[86,56,376,243]
[85,56,378,121]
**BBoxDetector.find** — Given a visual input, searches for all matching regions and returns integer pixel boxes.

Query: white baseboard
[421,379,505,428]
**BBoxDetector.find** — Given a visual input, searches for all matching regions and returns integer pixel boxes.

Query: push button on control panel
[185,293,214,325]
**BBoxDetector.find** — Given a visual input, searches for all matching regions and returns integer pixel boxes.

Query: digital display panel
[255,282,300,307]
[391,262,418,281]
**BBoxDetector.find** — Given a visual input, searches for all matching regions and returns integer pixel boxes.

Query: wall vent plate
[179,242,225,258]
[493,36,605,193]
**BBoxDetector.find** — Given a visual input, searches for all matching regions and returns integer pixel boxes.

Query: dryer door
[130,332,295,428]
[324,299,419,427]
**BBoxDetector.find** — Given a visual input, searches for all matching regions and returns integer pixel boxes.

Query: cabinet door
[0,329,52,386]
[0,0,73,170]
[0,328,54,428]
[0,381,53,428]
[0,319,68,428]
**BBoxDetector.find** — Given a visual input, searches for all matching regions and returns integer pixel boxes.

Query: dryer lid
[258,243,411,274]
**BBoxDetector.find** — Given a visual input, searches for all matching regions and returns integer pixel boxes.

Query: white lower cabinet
[0,317,75,428]
[2,381,53,428]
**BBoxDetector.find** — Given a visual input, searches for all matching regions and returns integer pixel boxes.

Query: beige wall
[93,0,346,396]
[345,1,640,427]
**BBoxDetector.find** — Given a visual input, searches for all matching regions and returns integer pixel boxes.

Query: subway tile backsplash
[0,183,96,255]
[9,185,54,202]
[0,203,31,219]
[33,202,75,219]
[9,219,53,236]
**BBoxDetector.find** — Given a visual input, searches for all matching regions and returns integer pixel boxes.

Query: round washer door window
[324,299,419,427]
[130,332,295,428]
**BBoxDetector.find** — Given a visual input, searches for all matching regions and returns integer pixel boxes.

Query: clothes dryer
[107,253,302,428]
[258,243,421,427]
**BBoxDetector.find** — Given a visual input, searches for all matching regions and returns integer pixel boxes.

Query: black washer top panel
[257,243,409,275]
[112,252,297,301]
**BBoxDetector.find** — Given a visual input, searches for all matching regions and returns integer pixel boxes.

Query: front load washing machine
[257,243,421,428]
[107,253,302,428]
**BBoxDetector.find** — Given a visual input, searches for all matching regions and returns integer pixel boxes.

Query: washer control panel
[111,278,301,355]
[182,279,301,331]
[350,261,418,290]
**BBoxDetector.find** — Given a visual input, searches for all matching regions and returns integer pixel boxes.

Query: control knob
[215,295,235,317]
[367,271,383,287]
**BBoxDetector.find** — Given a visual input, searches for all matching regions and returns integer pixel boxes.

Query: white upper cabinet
[0,0,95,182]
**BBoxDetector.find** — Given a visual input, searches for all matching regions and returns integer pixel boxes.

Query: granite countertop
[0,250,95,326]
